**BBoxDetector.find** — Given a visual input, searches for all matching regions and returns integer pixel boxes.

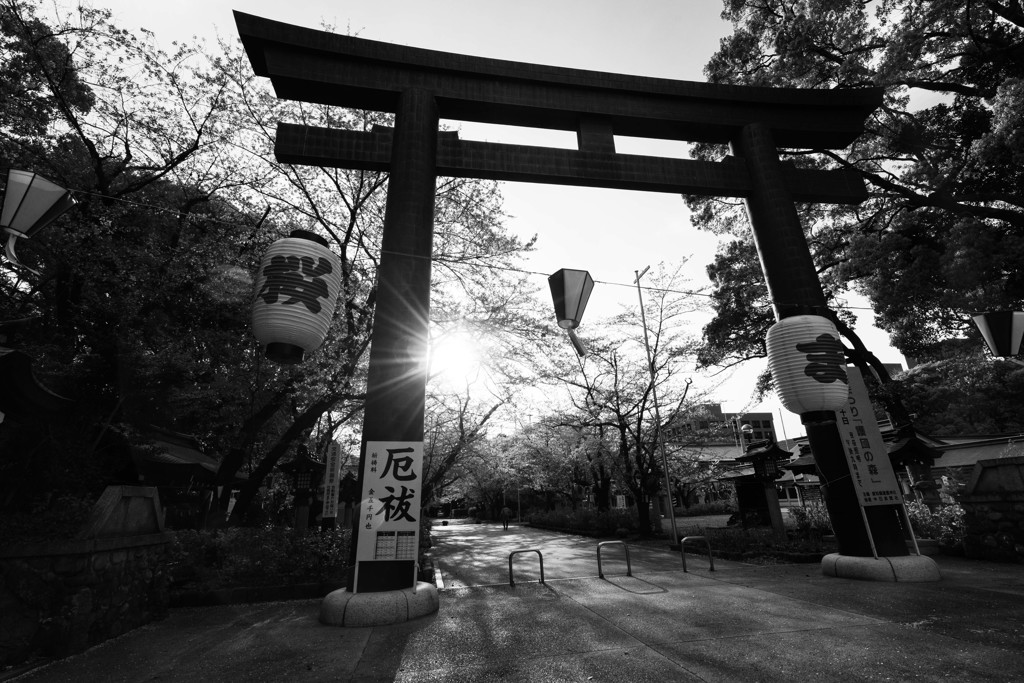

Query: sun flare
[429,332,484,389]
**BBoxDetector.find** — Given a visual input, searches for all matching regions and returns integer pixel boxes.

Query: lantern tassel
[3,233,39,275]
[567,328,586,357]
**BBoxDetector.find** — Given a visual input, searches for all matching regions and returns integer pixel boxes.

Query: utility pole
[635,267,680,547]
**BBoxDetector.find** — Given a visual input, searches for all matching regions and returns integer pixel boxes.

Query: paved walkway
[429,521,709,588]
[8,522,1024,682]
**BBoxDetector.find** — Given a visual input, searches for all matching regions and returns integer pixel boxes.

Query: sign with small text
[353,441,424,589]
[322,441,343,519]
[837,367,902,507]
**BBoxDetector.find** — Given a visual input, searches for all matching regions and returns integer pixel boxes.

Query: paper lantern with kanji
[766,315,849,414]
[252,230,341,364]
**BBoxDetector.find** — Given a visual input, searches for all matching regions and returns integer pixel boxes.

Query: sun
[429,331,485,390]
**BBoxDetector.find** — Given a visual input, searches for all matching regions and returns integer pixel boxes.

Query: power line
[64,189,878,312]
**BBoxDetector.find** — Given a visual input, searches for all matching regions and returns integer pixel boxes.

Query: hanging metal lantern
[0,169,76,269]
[971,310,1024,358]
[252,230,341,364]
[548,268,594,356]
[766,314,849,414]
[548,269,594,329]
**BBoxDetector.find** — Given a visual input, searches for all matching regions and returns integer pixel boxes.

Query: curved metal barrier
[508,549,544,587]
[596,540,633,579]
[680,535,715,573]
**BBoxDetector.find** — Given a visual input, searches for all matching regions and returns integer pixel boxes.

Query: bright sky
[91,0,907,440]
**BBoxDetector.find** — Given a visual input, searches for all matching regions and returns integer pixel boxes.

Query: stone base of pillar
[319,582,439,627]
[821,553,941,582]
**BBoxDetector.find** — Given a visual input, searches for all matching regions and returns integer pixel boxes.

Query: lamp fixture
[548,268,594,356]
[0,169,76,270]
[971,310,1024,359]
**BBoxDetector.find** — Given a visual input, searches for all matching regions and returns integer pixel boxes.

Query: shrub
[674,521,712,537]
[528,507,638,535]
[789,503,833,536]
[0,493,98,543]
[704,526,833,562]
[706,527,777,553]
[167,526,352,590]
[678,501,735,517]
[573,508,639,536]
[528,509,570,528]
[905,501,965,548]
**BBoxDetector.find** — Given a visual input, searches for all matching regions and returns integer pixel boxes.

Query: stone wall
[0,486,172,665]
[959,456,1024,562]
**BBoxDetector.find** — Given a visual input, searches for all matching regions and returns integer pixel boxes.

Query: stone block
[0,582,39,666]
[53,556,87,576]
[821,553,940,582]
[887,554,941,581]
[406,582,440,619]
[320,583,439,627]
[69,588,93,617]
[1,534,171,666]
[78,486,164,539]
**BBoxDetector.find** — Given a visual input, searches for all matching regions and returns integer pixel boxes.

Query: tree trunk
[214,390,289,512]
[594,476,611,512]
[634,490,652,536]
[228,394,338,523]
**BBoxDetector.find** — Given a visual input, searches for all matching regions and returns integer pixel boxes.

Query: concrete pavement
[7,522,1024,682]
[428,522,709,588]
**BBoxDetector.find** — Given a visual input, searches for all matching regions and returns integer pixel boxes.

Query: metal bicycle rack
[680,535,715,573]
[596,540,633,579]
[508,549,544,587]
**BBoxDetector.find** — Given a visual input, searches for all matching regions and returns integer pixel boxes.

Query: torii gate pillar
[321,90,444,623]
[349,89,439,594]
[734,124,907,558]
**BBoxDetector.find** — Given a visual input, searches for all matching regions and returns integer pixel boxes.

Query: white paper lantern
[252,230,341,364]
[766,315,849,414]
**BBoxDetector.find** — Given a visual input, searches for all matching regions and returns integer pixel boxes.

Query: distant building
[881,362,905,378]
[663,404,777,447]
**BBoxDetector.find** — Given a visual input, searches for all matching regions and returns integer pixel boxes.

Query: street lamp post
[734,420,753,457]
[634,266,680,547]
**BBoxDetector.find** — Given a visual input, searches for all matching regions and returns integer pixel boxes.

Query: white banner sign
[322,441,343,519]
[355,441,424,570]
[837,367,902,506]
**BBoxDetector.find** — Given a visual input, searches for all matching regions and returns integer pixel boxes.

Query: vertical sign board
[837,367,902,506]
[354,441,424,590]
[322,441,343,520]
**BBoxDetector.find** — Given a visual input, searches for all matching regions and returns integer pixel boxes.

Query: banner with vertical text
[322,441,343,519]
[837,367,901,506]
[354,441,424,571]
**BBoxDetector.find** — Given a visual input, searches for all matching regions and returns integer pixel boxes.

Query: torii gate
[235,12,912,598]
